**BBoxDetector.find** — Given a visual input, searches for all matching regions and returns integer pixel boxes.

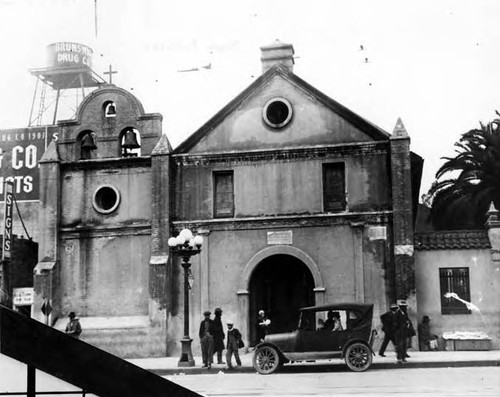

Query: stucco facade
[415,216,500,349]
[33,41,422,358]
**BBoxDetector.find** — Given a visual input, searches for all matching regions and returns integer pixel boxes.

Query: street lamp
[168,228,203,367]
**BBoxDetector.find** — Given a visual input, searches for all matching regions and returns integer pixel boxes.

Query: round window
[93,185,120,214]
[263,98,293,129]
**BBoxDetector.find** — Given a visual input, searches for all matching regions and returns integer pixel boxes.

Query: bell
[122,129,140,149]
[81,133,97,150]
[105,103,116,117]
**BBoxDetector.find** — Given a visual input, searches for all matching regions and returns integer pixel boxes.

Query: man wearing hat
[394,300,414,363]
[225,320,242,369]
[199,311,215,369]
[65,311,82,339]
[418,315,438,351]
[212,308,225,364]
[378,303,398,357]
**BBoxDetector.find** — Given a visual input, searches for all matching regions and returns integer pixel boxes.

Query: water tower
[28,42,106,126]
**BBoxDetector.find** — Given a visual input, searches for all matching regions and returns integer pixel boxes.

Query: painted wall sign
[2,181,13,259]
[267,230,293,245]
[47,42,93,69]
[13,287,34,306]
[0,126,57,201]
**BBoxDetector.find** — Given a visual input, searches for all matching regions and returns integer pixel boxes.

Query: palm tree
[428,112,500,230]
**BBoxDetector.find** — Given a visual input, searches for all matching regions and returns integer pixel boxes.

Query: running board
[0,305,200,397]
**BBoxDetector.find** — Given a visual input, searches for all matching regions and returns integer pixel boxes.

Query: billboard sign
[0,126,58,201]
[47,42,93,69]
[3,180,13,259]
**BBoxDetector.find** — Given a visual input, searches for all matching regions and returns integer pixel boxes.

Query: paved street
[1,353,499,397]
[166,367,500,397]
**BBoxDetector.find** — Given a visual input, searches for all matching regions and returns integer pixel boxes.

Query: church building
[34,41,422,358]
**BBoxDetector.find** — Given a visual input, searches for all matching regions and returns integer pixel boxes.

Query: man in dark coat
[199,311,215,369]
[378,303,398,357]
[394,300,414,363]
[212,307,225,364]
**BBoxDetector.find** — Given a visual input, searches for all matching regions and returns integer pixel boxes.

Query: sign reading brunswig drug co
[0,126,58,201]
[47,42,93,69]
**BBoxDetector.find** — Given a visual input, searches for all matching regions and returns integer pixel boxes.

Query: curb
[150,359,500,376]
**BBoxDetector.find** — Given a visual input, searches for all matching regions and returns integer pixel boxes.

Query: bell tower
[35,84,171,358]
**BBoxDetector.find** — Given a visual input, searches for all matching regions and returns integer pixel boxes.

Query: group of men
[199,308,243,369]
[378,300,416,364]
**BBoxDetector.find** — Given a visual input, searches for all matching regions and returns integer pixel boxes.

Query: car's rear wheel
[253,345,280,374]
[345,342,372,372]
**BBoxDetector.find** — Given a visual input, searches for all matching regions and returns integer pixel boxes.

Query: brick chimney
[260,40,294,74]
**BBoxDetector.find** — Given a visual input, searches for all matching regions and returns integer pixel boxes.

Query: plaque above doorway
[267,230,293,245]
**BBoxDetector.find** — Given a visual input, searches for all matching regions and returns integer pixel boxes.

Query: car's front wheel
[253,345,280,374]
[345,342,372,372]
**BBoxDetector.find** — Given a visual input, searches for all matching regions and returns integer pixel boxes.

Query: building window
[93,184,120,214]
[262,97,293,129]
[323,163,346,212]
[214,171,234,218]
[439,267,471,315]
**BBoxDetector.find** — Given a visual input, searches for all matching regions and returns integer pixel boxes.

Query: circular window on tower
[92,184,120,214]
[262,97,293,129]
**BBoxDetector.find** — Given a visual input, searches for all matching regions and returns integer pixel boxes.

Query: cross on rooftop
[103,65,118,84]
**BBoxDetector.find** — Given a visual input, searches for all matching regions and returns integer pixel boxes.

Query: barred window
[323,163,346,212]
[439,267,471,315]
[214,171,234,218]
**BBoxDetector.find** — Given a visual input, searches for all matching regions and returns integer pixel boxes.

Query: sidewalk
[129,349,500,376]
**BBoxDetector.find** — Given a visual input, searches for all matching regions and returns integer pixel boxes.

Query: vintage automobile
[253,303,376,374]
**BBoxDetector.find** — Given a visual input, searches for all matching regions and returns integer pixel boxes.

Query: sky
[1,0,500,196]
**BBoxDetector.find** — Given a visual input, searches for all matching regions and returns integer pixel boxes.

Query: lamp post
[168,228,203,367]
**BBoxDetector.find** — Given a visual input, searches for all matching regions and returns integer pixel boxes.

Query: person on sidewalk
[256,310,271,344]
[395,300,413,364]
[400,301,416,357]
[418,315,438,351]
[199,311,215,369]
[65,312,82,339]
[225,320,243,369]
[378,303,398,357]
[212,308,225,364]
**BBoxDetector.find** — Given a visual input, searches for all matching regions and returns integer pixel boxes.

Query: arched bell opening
[78,130,97,160]
[119,127,141,157]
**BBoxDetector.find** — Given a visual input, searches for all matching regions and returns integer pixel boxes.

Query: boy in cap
[199,311,214,369]
[225,320,242,369]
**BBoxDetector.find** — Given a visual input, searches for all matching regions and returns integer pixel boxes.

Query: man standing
[256,310,271,344]
[394,300,413,364]
[378,303,398,357]
[199,311,214,369]
[65,312,82,339]
[225,320,242,369]
[212,307,225,364]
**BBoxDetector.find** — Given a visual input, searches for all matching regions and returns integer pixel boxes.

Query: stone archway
[237,245,325,347]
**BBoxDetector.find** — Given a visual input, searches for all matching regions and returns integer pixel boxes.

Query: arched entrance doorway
[249,254,315,345]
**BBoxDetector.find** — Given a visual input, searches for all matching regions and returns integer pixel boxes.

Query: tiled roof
[414,230,491,251]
